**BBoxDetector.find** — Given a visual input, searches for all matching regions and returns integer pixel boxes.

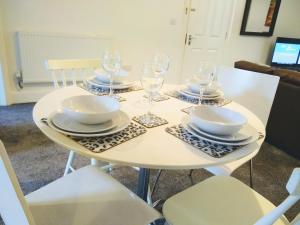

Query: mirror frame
[240,0,281,37]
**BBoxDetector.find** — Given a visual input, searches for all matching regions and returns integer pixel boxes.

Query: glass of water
[140,62,165,122]
[195,62,216,105]
[102,51,122,97]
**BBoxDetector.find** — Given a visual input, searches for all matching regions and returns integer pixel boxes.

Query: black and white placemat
[80,84,126,101]
[72,122,147,153]
[133,114,168,128]
[81,83,142,95]
[166,125,243,158]
[165,90,231,106]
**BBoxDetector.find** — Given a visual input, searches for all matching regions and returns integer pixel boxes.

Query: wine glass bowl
[194,62,216,105]
[141,64,164,96]
[152,53,170,76]
[102,51,122,97]
[140,62,165,123]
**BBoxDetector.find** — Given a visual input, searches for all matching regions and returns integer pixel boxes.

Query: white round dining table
[33,84,265,200]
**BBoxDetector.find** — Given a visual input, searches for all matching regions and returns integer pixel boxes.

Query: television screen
[271,37,300,68]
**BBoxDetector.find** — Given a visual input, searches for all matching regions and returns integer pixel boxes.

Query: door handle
[188,34,194,45]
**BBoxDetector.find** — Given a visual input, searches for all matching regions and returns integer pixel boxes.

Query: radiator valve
[16,70,23,89]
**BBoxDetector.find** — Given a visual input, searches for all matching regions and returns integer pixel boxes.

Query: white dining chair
[150,67,280,201]
[0,140,161,225]
[203,66,280,187]
[45,59,102,176]
[46,59,101,88]
[45,60,154,204]
[163,168,300,225]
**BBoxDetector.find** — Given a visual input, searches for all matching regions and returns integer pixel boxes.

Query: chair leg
[64,151,75,176]
[188,169,195,184]
[147,184,153,206]
[249,159,254,188]
[151,169,163,198]
[91,158,107,167]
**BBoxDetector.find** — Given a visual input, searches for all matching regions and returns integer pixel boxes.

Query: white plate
[50,111,119,133]
[182,89,221,98]
[177,90,221,100]
[182,116,259,146]
[184,116,256,142]
[47,111,131,137]
[87,76,134,89]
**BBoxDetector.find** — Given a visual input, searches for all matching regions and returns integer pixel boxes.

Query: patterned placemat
[80,84,126,101]
[82,83,142,94]
[166,125,243,158]
[165,90,231,106]
[72,122,147,153]
[143,94,170,102]
[132,114,168,128]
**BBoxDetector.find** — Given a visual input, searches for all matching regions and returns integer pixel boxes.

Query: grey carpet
[0,103,299,225]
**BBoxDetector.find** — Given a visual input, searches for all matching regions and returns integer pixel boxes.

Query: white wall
[0,2,9,105]
[0,0,300,105]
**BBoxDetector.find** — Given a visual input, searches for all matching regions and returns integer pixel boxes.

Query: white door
[182,0,235,77]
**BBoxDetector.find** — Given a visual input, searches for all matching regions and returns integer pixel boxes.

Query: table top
[33,85,265,170]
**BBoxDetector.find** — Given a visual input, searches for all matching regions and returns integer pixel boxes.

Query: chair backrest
[254,168,300,225]
[0,141,36,225]
[218,66,280,127]
[45,58,101,88]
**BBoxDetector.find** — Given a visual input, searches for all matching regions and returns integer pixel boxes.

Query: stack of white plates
[86,69,134,90]
[182,106,259,146]
[178,83,222,100]
[46,95,130,137]
[46,110,130,137]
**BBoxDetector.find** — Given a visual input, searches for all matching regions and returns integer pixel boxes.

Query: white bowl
[188,83,217,95]
[190,106,247,136]
[61,95,120,124]
[94,69,129,84]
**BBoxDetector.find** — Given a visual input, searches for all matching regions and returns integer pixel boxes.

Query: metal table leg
[137,168,150,201]
[249,159,254,188]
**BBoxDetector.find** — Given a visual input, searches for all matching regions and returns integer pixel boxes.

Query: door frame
[0,63,8,106]
[179,0,193,82]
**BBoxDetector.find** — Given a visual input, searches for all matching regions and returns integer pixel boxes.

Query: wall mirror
[240,0,281,36]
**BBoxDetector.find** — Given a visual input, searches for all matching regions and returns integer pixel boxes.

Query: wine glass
[151,53,170,99]
[140,62,165,122]
[102,51,121,97]
[195,62,216,105]
[152,53,170,76]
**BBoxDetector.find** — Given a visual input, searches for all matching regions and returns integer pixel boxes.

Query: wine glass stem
[109,73,114,97]
[147,93,153,116]
[198,86,204,106]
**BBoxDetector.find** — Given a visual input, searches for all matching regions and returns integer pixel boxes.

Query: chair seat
[163,176,290,225]
[26,165,160,225]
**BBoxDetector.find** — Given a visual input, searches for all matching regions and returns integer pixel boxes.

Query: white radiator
[17,32,112,83]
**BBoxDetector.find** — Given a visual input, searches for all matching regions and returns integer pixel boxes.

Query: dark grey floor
[0,103,299,225]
